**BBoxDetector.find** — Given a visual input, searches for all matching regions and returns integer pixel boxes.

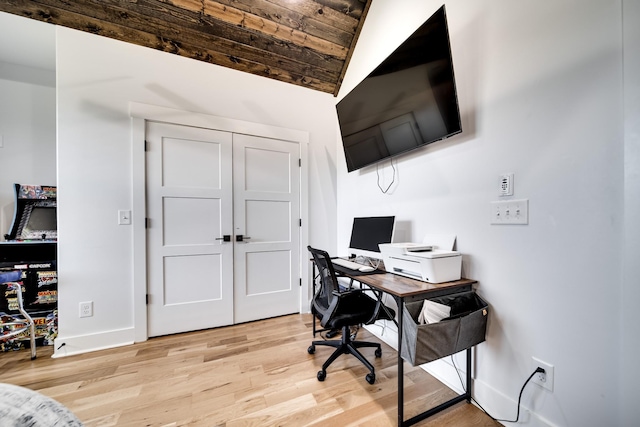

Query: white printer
[379,234,462,283]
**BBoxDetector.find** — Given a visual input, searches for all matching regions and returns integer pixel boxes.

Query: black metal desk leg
[398,309,475,427]
[397,296,404,426]
[466,347,472,402]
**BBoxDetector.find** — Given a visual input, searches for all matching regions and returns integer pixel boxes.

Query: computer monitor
[348,216,395,260]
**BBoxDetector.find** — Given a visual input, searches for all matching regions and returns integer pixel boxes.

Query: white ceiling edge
[0,11,55,72]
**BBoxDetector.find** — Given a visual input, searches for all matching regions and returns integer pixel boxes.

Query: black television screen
[336,5,461,172]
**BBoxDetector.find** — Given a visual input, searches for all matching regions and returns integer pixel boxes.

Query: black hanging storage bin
[400,291,489,366]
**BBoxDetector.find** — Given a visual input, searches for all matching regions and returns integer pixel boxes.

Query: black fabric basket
[400,291,488,366]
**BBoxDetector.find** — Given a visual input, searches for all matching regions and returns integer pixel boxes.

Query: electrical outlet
[532,357,554,391]
[79,301,93,318]
[490,199,529,225]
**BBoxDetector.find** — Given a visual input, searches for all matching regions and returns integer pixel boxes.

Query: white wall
[54,26,339,353]
[621,0,640,424]
[0,67,56,238]
[337,1,630,426]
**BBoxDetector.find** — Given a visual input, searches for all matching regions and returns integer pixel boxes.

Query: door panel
[246,251,292,295]
[147,122,233,337]
[233,134,300,323]
[244,147,292,192]
[147,123,301,335]
[245,200,291,242]
[161,136,222,188]
[163,254,223,304]
[163,197,220,246]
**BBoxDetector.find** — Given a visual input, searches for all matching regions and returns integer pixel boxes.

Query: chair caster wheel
[375,348,382,358]
[366,373,376,384]
[317,370,326,381]
[308,345,315,354]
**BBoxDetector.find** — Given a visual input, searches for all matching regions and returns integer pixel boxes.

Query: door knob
[236,235,251,242]
[216,235,231,242]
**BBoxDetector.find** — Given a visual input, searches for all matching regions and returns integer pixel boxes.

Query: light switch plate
[490,199,528,225]
[118,210,132,225]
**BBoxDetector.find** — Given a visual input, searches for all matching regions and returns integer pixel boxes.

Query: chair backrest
[308,246,340,313]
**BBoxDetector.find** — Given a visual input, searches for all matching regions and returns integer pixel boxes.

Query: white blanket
[0,383,83,427]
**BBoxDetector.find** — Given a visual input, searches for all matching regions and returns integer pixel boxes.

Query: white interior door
[146,122,233,337]
[232,134,301,323]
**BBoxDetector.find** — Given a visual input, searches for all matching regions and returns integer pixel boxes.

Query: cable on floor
[451,355,544,423]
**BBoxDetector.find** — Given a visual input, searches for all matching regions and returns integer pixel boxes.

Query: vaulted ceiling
[0,0,371,95]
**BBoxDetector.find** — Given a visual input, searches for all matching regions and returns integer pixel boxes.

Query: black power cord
[376,158,396,194]
[451,356,545,423]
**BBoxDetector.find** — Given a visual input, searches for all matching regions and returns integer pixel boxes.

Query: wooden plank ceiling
[0,0,371,95]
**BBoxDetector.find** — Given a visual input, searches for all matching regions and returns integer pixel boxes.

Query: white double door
[146,122,300,337]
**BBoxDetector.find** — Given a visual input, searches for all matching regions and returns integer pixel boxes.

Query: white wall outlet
[118,210,131,225]
[532,357,554,391]
[79,301,93,318]
[490,199,529,225]
[499,173,514,196]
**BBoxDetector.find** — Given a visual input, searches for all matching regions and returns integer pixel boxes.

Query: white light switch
[490,199,528,225]
[118,210,132,225]
[0,135,3,148]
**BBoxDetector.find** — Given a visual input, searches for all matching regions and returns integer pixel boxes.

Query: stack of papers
[417,299,451,324]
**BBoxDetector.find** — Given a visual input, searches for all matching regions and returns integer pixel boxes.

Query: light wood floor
[0,314,499,426]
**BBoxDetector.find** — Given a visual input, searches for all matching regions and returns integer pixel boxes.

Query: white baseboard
[471,377,558,427]
[52,327,135,358]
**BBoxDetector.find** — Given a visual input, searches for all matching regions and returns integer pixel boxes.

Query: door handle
[216,235,231,242]
[236,235,251,242]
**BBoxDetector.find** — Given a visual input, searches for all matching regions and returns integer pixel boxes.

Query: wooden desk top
[348,271,476,299]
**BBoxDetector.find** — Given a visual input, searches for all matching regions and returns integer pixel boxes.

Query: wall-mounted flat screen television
[336,5,461,172]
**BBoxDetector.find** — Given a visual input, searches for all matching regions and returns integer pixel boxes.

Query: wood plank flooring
[0,314,499,426]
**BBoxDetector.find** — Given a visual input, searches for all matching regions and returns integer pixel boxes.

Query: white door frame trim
[129,102,310,342]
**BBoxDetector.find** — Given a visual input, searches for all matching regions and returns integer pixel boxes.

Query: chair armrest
[331,289,360,298]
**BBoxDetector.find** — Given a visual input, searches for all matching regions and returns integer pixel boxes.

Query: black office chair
[307,246,394,384]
